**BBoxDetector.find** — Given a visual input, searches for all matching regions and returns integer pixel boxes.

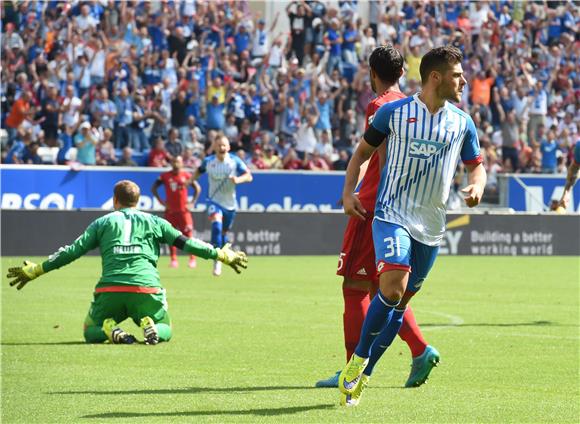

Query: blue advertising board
[0,165,345,211]
[502,174,580,212]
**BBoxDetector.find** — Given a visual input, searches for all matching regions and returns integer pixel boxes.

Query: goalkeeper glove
[215,243,248,274]
[7,260,45,290]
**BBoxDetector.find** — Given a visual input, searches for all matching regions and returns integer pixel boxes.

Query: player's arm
[343,103,392,219]
[462,162,487,207]
[354,102,382,187]
[231,170,252,184]
[460,118,487,208]
[231,157,253,184]
[343,139,377,219]
[189,178,201,207]
[192,158,207,182]
[158,217,248,273]
[7,222,99,290]
[558,160,579,209]
[151,178,166,207]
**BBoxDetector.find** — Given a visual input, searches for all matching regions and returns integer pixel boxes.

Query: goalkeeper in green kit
[6,180,248,345]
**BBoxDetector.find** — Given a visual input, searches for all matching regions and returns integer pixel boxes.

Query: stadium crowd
[1,0,579,183]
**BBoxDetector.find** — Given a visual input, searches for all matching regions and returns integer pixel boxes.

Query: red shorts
[336,215,377,282]
[165,211,194,237]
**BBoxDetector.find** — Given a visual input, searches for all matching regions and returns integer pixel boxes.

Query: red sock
[398,305,428,357]
[170,246,177,260]
[343,287,370,362]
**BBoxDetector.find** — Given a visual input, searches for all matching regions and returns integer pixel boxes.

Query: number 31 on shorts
[383,236,401,258]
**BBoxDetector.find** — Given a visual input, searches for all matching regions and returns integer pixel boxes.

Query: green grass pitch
[2,256,579,423]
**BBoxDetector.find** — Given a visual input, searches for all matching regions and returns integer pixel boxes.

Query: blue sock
[364,307,406,376]
[222,231,229,246]
[354,291,399,358]
[211,221,223,248]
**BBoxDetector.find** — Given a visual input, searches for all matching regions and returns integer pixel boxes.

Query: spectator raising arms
[0,1,578,177]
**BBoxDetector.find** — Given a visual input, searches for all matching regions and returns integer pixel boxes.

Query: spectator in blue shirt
[325,19,343,75]
[342,21,358,65]
[234,24,251,56]
[90,88,117,131]
[206,94,225,131]
[540,129,559,173]
[57,126,76,165]
[21,141,42,164]
[75,122,98,165]
[114,87,134,149]
[3,139,26,164]
[148,15,168,51]
[315,91,332,133]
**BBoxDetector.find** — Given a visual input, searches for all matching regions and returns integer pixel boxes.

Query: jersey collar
[413,93,448,116]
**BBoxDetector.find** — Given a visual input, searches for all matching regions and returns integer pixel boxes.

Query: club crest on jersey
[408,138,445,160]
[407,117,417,123]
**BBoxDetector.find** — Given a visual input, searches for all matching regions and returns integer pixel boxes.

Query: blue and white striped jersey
[365,93,482,246]
[199,153,248,210]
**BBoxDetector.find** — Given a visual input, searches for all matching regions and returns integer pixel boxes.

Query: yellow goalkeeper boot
[140,316,159,345]
[102,318,136,344]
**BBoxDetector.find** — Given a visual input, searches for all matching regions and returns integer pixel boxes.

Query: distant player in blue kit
[557,141,580,211]
[338,46,487,406]
[193,135,253,276]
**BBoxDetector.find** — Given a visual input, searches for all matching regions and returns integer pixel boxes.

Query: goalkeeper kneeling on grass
[6,180,248,345]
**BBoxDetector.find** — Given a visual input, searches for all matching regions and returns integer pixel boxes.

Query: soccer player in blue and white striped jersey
[338,46,487,406]
[193,135,253,276]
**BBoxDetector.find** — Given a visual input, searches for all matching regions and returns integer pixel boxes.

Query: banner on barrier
[0,165,345,212]
[500,174,579,212]
[2,211,578,256]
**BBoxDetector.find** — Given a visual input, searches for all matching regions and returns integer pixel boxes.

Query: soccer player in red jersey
[316,45,439,389]
[152,155,201,268]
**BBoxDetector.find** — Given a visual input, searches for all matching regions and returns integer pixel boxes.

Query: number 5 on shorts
[383,236,401,258]
[337,252,346,271]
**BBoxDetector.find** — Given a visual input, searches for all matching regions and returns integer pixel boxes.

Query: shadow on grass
[421,320,578,328]
[1,341,87,346]
[52,385,320,395]
[81,404,335,419]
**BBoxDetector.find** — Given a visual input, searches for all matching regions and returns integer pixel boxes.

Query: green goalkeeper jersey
[41,208,217,289]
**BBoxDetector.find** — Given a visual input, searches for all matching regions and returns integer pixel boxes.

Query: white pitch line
[415,310,579,340]
[479,329,580,341]
[418,310,465,331]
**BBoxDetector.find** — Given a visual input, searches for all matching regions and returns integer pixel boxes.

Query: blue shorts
[206,201,236,231]
[372,219,439,293]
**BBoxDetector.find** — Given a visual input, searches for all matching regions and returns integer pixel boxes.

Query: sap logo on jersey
[408,138,445,159]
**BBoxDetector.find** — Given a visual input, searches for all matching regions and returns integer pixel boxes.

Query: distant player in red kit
[316,45,439,389]
[152,155,201,268]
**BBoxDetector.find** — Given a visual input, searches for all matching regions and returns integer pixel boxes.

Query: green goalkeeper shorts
[86,290,169,327]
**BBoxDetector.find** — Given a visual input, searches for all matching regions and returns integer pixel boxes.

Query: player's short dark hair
[368,45,404,85]
[114,180,140,207]
[419,46,464,84]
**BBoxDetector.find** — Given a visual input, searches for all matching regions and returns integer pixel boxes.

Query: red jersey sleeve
[357,91,407,210]
[364,101,380,131]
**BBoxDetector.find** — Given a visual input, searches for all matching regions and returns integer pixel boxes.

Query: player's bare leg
[169,246,179,268]
[188,255,197,268]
